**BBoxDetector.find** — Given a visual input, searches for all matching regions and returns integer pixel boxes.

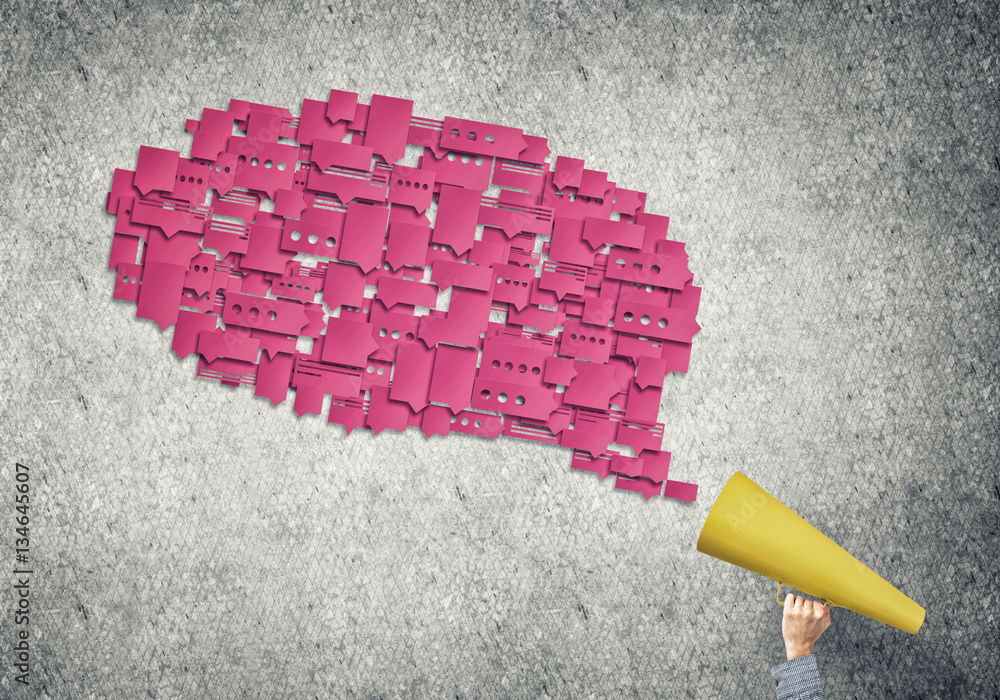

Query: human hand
[782,594,831,661]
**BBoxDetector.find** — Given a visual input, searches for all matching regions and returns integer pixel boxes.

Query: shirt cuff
[771,654,824,700]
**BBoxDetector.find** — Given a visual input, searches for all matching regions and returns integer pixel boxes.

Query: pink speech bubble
[105,92,702,503]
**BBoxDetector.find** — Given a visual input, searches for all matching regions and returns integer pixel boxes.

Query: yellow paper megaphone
[696,472,925,634]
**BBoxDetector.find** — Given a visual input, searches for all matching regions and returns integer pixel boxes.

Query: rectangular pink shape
[307,166,388,205]
[662,480,698,503]
[548,216,595,267]
[365,94,413,164]
[281,217,345,259]
[323,261,366,310]
[625,381,661,423]
[478,195,554,239]
[492,159,549,195]
[470,377,559,421]
[292,356,362,397]
[385,221,432,270]
[433,185,481,255]
[439,117,527,160]
[222,292,310,335]
[242,223,294,275]
[558,318,612,363]
[614,300,701,343]
[420,149,492,190]
[582,217,645,251]
[297,99,349,146]
[638,449,672,484]
[321,317,380,367]
[614,474,663,500]
[171,309,218,358]
[197,330,260,363]
[539,262,587,300]
[229,138,297,199]
[130,196,208,238]
[570,450,612,479]
[603,248,693,290]
[328,392,367,434]
[109,233,141,270]
[311,139,373,172]
[559,428,610,458]
[507,305,562,334]
[490,263,534,310]
[479,338,550,385]
[563,362,620,411]
[503,418,559,444]
[389,342,436,411]
[197,356,257,388]
[339,202,389,273]
[255,351,294,406]
[366,385,412,434]
[387,164,435,214]
[418,316,482,348]
[113,263,143,302]
[448,410,503,438]
[137,261,186,330]
[616,419,665,454]
[428,345,479,413]
[377,277,438,309]
[431,259,494,292]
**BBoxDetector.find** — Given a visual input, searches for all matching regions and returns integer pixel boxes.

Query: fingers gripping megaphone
[696,472,925,634]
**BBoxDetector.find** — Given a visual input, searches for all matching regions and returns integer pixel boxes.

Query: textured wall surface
[1,1,998,697]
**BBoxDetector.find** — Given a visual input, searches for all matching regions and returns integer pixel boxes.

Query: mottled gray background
[1,0,998,697]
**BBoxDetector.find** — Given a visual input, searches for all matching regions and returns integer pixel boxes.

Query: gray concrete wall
[1,1,997,697]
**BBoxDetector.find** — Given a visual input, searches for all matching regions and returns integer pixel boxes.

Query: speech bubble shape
[105,91,703,502]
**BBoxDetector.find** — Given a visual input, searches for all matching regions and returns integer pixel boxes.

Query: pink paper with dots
[105,91,701,502]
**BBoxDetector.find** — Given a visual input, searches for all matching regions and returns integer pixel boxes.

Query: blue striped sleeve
[771,654,825,700]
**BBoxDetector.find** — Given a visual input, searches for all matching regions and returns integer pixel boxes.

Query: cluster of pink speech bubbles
[105,90,701,502]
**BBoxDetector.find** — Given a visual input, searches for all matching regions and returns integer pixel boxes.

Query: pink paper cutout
[419,149,492,191]
[255,351,294,406]
[427,345,479,414]
[197,329,260,363]
[136,261,186,330]
[321,317,380,367]
[339,202,389,273]
[431,259,494,292]
[385,221,432,271]
[113,263,143,303]
[135,146,180,195]
[614,474,664,500]
[563,362,620,411]
[663,480,698,503]
[614,299,701,343]
[387,165,435,214]
[439,117,527,160]
[448,410,504,439]
[329,392,367,435]
[554,156,584,190]
[433,185,480,255]
[326,89,359,125]
[604,248,693,290]
[389,342,436,412]
[582,217,645,251]
[365,95,413,165]
[322,261,366,310]
[107,91,704,503]
[311,140,373,172]
[638,449,672,484]
[377,277,438,310]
